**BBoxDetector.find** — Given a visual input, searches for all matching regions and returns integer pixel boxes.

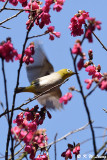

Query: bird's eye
[67,69,71,73]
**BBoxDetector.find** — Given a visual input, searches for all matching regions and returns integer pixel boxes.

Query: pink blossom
[9,0,18,6]
[85,17,102,42]
[85,65,96,76]
[41,12,51,25]
[73,146,80,155]
[47,26,61,40]
[11,126,21,135]
[77,58,84,70]
[85,79,93,89]
[92,71,102,80]
[53,32,61,38]
[28,121,37,132]
[57,0,65,5]
[72,42,82,55]
[26,19,34,30]
[30,147,36,159]
[0,39,18,62]
[59,92,72,104]
[25,145,32,154]
[34,153,48,160]
[49,34,55,40]
[53,0,65,12]
[85,29,93,42]
[24,0,39,10]
[24,131,33,143]
[47,26,55,32]
[45,0,53,6]
[15,42,34,64]
[13,112,24,126]
[99,79,107,91]
[53,3,62,12]
[24,111,34,121]
[61,149,72,159]
[26,0,39,10]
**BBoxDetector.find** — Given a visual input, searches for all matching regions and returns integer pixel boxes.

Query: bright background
[0,0,107,159]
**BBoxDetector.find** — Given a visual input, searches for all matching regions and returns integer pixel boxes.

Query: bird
[16,42,76,110]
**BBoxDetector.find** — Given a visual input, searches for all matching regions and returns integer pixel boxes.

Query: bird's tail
[16,86,36,94]
[16,87,26,93]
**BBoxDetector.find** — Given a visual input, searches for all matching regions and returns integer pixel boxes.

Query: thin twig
[85,81,100,99]
[0,11,23,25]
[92,31,107,51]
[14,145,25,159]
[28,32,49,39]
[4,7,41,12]
[81,135,107,146]
[0,25,11,29]
[45,122,91,148]
[0,0,8,12]
[0,101,8,120]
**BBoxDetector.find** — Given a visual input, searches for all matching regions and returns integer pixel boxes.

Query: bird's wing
[37,88,63,110]
[26,41,54,83]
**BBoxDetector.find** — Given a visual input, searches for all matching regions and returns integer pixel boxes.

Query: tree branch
[5,10,42,160]
[70,48,97,155]
[1,59,9,123]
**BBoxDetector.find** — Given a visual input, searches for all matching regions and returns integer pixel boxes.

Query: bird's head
[57,69,76,80]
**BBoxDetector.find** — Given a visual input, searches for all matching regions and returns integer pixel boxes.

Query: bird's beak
[72,72,78,75]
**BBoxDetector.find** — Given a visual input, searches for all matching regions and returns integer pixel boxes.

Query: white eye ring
[67,69,71,73]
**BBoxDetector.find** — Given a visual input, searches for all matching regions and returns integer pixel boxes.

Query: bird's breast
[35,73,62,93]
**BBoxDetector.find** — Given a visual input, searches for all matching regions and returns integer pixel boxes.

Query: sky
[0,0,107,159]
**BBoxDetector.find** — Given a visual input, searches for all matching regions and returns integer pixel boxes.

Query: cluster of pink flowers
[15,42,35,64]
[46,26,61,40]
[85,72,107,91]
[85,65,102,79]
[11,106,51,159]
[25,0,65,30]
[59,92,72,105]
[61,144,80,159]
[69,10,89,37]
[69,10,101,42]
[0,38,18,62]
[84,63,102,89]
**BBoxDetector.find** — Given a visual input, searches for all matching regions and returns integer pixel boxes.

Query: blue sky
[0,0,107,159]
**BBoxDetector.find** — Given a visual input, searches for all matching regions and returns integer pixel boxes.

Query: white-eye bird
[16,42,76,110]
